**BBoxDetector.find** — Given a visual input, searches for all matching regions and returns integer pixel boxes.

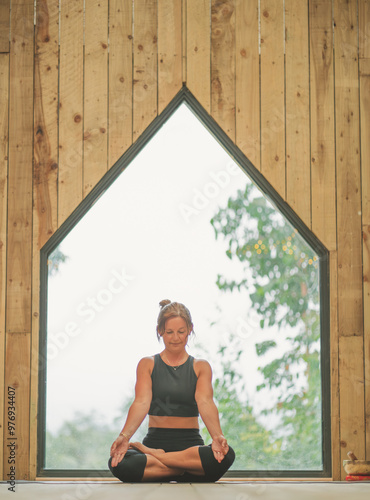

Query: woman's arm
[110,357,153,467]
[194,360,229,462]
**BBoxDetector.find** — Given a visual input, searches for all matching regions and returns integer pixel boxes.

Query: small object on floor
[343,451,370,477]
[346,475,370,481]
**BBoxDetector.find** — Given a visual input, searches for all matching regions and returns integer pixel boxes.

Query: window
[38,88,330,477]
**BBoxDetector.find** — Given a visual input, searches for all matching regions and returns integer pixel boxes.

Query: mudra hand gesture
[212,435,229,463]
[110,434,129,468]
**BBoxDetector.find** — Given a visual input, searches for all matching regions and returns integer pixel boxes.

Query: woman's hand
[211,435,229,463]
[110,435,129,467]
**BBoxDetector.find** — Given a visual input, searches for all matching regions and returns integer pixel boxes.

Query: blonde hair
[156,299,194,340]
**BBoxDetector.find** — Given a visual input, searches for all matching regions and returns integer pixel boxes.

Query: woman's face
[160,316,191,352]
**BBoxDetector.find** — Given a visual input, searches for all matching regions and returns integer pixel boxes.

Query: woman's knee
[108,450,147,483]
[198,444,235,482]
[224,445,236,469]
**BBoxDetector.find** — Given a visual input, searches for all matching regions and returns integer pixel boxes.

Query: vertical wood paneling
[359,0,370,59]
[359,1,370,459]
[235,0,260,170]
[339,336,365,474]
[360,40,370,223]
[0,0,369,480]
[84,0,108,196]
[211,0,235,141]
[358,0,370,460]
[0,52,9,482]
[34,0,59,249]
[360,45,370,460]
[260,0,285,198]
[158,0,182,113]
[335,0,363,336]
[309,0,336,251]
[5,0,34,480]
[334,0,364,476]
[187,0,211,113]
[0,0,10,53]
[285,0,311,227]
[108,0,133,167]
[58,0,83,225]
[330,251,341,479]
[4,333,31,479]
[182,0,187,82]
[364,220,370,460]
[133,0,158,142]
[7,0,33,333]
[31,0,59,479]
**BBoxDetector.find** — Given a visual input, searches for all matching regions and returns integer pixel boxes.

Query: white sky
[46,104,313,435]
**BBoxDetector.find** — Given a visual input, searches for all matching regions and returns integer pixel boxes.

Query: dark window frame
[37,86,331,478]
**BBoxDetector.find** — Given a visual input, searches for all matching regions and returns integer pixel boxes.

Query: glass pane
[44,103,323,471]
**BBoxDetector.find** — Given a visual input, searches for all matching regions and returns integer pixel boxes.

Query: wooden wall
[0,0,369,481]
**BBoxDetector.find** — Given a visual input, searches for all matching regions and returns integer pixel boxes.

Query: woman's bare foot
[129,441,165,459]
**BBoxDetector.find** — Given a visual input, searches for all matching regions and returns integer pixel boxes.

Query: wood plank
[260,0,285,198]
[0,0,10,53]
[359,0,370,59]
[186,0,211,113]
[364,224,370,461]
[133,0,158,142]
[235,0,260,170]
[334,0,364,477]
[211,0,235,141]
[334,0,362,336]
[84,0,108,196]
[360,59,370,225]
[31,0,59,479]
[30,251,40,480]
[309,0,336,251]
[0,52,9,483]
[34,0,59,248]
[361,59,370,461]
[285,0,310,227]
[4,332,31,480]
[6,0,34,333]
[339,335,365,478]
[158,0,182,114]
[58,0,83,225]
[182,0,186,83]
[330,251,340,480]
[108,0,133,167]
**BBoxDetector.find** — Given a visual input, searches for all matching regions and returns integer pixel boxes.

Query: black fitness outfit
[108,354,235,482]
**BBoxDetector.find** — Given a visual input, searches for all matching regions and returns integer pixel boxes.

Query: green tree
[210,181,322,469]
[196,338,281,470]
[48,247,68,276]
[45,398,149,470]
[46,411,118,469]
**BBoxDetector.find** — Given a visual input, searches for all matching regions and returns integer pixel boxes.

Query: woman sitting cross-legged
[108,299,235,483]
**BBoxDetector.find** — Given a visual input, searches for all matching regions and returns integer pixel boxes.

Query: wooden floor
[1,481,369,499]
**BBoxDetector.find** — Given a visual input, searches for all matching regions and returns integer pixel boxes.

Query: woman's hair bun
[159,299,171,308]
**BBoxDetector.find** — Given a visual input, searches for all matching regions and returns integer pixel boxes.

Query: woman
[108,300,235,482]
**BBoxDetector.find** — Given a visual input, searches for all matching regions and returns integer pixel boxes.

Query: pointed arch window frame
[37,86,331,478]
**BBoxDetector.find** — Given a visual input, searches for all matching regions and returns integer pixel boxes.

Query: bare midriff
[149,415,199,429]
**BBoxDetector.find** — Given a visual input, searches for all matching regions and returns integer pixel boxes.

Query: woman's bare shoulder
[137,356,155,372]
[193,357,212,376]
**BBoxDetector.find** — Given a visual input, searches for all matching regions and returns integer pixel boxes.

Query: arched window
[38,88,330,478]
